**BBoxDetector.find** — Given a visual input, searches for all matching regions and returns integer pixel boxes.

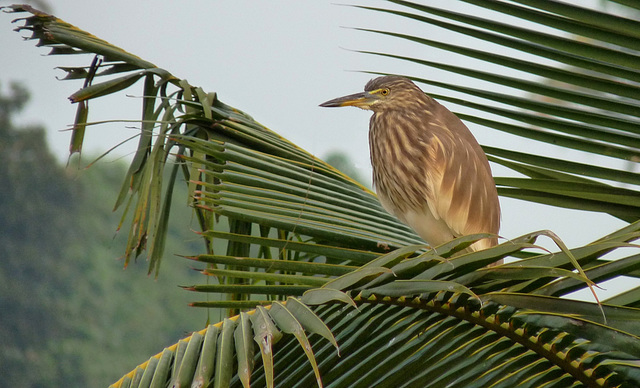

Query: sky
[1,0,634,298]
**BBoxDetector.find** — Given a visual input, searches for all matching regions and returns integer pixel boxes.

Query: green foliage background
[0,82,213,387]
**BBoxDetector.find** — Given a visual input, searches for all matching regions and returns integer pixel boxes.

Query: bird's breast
[369,110,434,216]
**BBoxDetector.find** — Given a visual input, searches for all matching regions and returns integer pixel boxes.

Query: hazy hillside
[0,81,215,387]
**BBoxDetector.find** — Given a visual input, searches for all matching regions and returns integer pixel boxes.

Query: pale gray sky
[2,1,633,297]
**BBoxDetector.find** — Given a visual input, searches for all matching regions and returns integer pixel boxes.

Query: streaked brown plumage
[320,75,500,252]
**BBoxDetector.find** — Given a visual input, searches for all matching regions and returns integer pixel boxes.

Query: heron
[320,75,500,254]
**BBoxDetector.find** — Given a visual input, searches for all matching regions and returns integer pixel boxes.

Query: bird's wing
[423,122,499,242]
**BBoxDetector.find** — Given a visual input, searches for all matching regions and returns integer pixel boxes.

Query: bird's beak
[319,91,378,110]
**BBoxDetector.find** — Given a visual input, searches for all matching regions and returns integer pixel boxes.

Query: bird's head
[319,75,423,112]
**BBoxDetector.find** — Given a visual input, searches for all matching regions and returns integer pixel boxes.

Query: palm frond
[110,235,640,387]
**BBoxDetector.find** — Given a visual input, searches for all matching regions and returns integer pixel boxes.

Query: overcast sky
[2,1,633,298]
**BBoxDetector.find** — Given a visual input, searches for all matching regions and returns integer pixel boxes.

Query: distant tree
[0,81,84,387]
[324,150,370,187]
[0,81,208,387]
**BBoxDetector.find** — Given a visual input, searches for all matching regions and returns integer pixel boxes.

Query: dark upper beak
[319,91,377,109]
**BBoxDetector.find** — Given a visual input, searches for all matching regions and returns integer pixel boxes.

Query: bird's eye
[380,88,390,96]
